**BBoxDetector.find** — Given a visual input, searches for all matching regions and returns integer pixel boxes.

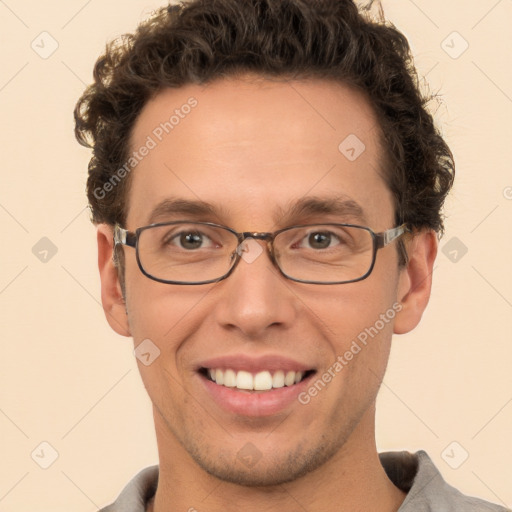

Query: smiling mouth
[199,368,316,392]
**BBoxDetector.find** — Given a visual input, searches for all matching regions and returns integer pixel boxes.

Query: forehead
[127,76,394,229]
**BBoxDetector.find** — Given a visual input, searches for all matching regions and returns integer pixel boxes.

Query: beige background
[0,0,511,510]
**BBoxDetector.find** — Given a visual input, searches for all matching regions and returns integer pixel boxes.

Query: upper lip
[197,354,315,373]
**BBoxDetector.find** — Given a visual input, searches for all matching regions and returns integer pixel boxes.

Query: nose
[213,238,298,339]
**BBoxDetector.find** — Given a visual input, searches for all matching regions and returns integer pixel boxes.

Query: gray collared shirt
[100,450,510,511]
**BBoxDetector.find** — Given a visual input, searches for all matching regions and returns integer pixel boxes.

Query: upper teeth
[207,368,305,391]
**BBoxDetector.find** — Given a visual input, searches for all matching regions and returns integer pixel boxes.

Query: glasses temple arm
[375,224,408,249]
[113,225,137,248]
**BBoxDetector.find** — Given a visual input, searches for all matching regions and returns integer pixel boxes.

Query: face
[98,75,435,486]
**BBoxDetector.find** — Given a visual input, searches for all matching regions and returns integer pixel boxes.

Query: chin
[182,432,343,487]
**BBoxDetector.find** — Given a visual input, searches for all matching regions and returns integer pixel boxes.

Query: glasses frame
[113,221,408,285]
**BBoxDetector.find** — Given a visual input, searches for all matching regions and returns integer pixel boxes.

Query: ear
[97,224,131,337]
[393,230,438,335]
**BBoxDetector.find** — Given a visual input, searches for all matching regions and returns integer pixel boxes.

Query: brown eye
[308,232,333,249]
[161,230,213,250]
[179,232,204,250]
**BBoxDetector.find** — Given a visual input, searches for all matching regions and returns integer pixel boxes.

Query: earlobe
[393,230,438,335]
[97,224,131,337]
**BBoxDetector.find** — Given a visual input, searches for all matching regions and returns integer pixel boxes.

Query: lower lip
[199,372,314,417]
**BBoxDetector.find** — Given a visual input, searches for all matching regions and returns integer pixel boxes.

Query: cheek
[124,256,207,341]
[126,285,200,416]
[294,274,400,340]
[303,279,399,397]
[124,279,220,401]
[320,320,395,423]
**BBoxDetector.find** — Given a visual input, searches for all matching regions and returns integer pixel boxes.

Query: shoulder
[380,450,510,512]
[99,466,159,512]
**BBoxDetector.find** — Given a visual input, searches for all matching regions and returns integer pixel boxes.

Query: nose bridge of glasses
[240,231,273,240]
[235,232,274,258]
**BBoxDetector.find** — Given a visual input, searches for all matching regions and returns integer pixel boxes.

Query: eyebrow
[146,196,367,227]
[147,198,224,225]
[276,196,367,226]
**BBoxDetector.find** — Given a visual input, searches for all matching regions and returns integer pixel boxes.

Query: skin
[97,75,437,512]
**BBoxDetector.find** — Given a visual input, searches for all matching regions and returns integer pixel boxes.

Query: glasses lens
[274,225,374,283]
[138,223,238,283]
[136,222,375,284]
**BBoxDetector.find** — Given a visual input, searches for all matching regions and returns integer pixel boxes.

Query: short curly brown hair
[74,0,454,261]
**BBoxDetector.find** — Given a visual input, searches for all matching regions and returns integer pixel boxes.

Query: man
[74,0,508,510]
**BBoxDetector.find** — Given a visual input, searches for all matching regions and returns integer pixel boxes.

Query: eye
[298,231,343,250]
[165,230,215,250]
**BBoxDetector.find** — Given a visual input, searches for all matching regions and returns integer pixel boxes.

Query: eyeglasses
[113,221,407,285]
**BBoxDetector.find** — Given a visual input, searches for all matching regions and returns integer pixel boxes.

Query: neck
[148,407,406,512]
